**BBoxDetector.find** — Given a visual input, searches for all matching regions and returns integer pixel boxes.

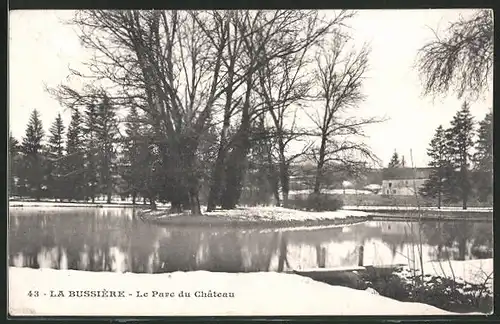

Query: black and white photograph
[8,9,493,316]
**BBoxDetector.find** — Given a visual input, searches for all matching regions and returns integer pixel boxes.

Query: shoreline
[143,214,369,229]
[10,200,492,211]
[343,205,493,213]
[8,201,153,209]
[138,207,370,229]
[9,201,492,224]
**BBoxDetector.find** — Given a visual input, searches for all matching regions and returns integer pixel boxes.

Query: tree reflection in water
[420,220,492,261]
[9,208,493,273]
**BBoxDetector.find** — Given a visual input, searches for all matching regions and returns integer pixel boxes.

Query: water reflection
[9,208,493,273]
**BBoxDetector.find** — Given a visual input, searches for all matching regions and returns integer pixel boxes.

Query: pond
[8,207,493,274]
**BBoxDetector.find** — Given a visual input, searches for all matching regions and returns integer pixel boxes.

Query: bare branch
[415,10,493,100]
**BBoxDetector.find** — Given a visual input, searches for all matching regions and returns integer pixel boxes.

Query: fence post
[358,246,364,266]
[320,247,326,268]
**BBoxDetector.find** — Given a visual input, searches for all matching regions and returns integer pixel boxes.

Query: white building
[381,178,427,196]
[381,167,431,196]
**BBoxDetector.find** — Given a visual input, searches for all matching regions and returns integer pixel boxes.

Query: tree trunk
[207,155,224,211]
[273,185,281,207]
[221,148,246,209]
[438,177,442,209]
[149,197,157,211]
[189,188,201,215]
[314,137,327,194]
[265,145,280,207]
[314,163,323,194]
[461,163,468,210]
[207,63,234,212]
[171,202,182,213]
[132,192,136,205]
[279,159,289,208]
[220,73,253,209]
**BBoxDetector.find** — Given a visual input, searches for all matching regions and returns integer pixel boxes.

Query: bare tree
[255,26,318,207]
[218,10,354,209]
[49,10,233,214]
[204,11,246,212]
[307,37,382,194]
[49,10,356,212]
[416,10,493,100]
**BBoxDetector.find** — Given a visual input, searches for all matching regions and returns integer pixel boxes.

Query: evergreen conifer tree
[9,133,21,197]
[419,125,454,208]
[120,106,144,204]
[83,102,99,202]
[473,111,493,202]
[46,113,65,201]
[21,109,45,201]
[66,109,86,201]
[446,101,475,209]
[388,151,401,168]
[383,150,402,180]
[95,95,119,204]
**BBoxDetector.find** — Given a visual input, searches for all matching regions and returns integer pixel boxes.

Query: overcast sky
[9,9,493,167]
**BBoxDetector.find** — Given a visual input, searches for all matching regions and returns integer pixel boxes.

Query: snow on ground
[343,205,493,213]
[9,201,170,209]
[206,206,368,221]
[148,206,368,222]
[289,189,374,196]
[9,267,463,316]
[397,258,493,288]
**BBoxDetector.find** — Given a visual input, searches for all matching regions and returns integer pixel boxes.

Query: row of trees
[8,10,379,211]
[420,103,492,208]
[415,10,493,209]
[19,10,380,213]
[9,97,120,204]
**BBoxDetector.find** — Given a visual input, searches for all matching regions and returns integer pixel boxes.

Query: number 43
[27,291,39,297]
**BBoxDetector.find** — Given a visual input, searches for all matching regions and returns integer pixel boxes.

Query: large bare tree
[50,10,358,213]
[50,10,238,214]
[208,10,353,210]
[256,49,313,207]
[416,10,493,100]
[307,37,382,194]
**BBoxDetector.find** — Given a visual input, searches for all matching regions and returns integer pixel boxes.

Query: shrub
[289,193,344,211]
[361,268,493,313]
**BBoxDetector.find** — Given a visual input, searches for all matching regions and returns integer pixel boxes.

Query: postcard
[8,8,493,317]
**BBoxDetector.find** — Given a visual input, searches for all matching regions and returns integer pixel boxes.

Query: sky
[8,9,493,167]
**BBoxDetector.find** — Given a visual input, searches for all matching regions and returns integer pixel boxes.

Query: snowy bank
[204,206,368,221]
[289,189,374,195]
[9,267,463,316]
[396,258,493,288]
[141,206,369,228]
[343,205,493,213]
[9,201,169,209]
